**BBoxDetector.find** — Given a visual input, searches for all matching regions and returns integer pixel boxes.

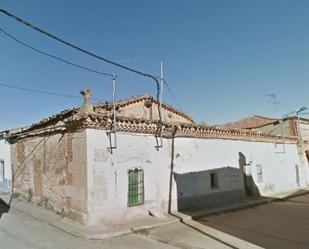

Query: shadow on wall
[238,152,260,198]
[174,153,261,212]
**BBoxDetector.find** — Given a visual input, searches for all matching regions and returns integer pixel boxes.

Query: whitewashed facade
[0,139,11,192]
[86,129,305,224]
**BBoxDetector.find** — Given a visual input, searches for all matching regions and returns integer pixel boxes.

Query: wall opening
[295,164,300,187]
[210,172,218,189]
[128,168,144,207]
[256,164,263,183]
[306,150,309,164]
[0,160,4,181]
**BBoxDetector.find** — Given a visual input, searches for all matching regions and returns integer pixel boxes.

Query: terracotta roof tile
[220,115,279,129]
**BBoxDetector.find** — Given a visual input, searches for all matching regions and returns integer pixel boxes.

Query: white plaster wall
[173,138,304,197]
[0,139,11,192]
[86,129,172,225]
[86,129,304,224]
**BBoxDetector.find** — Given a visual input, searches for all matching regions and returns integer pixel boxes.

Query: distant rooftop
[220,115,279,129]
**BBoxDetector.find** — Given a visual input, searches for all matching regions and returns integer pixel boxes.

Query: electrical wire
[162,79,183,111]
[0,83,81,99]
[0,9,160,92]
[0,8,163,142]
[0,26,113,77]
[0,25,182,113]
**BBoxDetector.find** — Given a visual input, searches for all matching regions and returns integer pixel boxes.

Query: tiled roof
[1,95,193,137]
[220,115,279,129]
[5,113,297,144]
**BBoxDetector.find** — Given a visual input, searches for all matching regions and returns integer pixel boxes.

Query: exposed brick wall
[11,131,87,222]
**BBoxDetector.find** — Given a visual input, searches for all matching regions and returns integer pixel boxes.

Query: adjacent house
[0,138,11,192]
[1,92,307,225]
[221,115,309,174]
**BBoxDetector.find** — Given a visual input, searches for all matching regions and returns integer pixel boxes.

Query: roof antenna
[266,93,280,118]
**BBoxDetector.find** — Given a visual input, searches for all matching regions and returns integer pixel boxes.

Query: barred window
[128,168,144,207]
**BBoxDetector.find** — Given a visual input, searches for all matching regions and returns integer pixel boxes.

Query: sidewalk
[5,196,179,240]
[0,193,264,249]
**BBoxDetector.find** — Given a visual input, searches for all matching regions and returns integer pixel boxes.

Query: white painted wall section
[0,139,11,192]
[85,129,304,224]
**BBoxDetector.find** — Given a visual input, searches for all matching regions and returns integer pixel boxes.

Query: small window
[256,164,263,183]
[295,164,300,186]
[210,172,218,189]
[128,168,144,207]
[306,150,309,164]
[0,160,4,181]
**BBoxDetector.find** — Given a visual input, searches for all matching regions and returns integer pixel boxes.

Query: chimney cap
[80,88,92,95]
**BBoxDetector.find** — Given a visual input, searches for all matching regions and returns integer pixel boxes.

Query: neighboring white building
[85,129,304,224]
[0,139,11,192]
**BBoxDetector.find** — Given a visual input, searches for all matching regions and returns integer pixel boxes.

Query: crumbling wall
[11,131,87,223]
[117,101,192,124]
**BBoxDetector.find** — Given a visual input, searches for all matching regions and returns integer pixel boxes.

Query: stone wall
[10,131,87,223]
[117,101,192,124]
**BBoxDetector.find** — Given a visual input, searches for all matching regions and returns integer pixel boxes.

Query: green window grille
[128,168,144,207]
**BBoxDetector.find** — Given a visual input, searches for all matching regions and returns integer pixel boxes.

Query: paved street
[198,193,309,249]
[0,201,231,249]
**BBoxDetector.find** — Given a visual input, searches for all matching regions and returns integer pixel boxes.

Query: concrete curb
[169,212,263,249]
[86,219,180,240]
[273,189,309,202]
[184,219,264,249]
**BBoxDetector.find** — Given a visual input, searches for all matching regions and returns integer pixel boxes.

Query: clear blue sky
[1,0,309,130]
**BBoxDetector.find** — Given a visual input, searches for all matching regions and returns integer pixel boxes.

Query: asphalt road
[198,193,309,249]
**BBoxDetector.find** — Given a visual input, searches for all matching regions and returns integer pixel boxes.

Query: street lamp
[296,107,308,146]
[281,106,308,153]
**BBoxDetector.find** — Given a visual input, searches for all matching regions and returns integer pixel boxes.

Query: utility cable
[0,9,163,142]
[162,79,183,111]
[0,27,182,112]
[0,83,81,99]
[0,26,113,77]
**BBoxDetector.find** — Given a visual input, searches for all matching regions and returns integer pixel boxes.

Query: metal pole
[296,113,302,144]
[112,74,117,148]
[281,118,286,153]
[159,62,164,147]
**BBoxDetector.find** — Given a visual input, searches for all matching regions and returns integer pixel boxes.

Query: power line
[0,9,160,90]
[0,8,163,140]
[0,83,82,99]
[0,25,183,112]
[162,79,183,111]
[0,26,113,77]
[0,27,182,110]
[0,25,184,113]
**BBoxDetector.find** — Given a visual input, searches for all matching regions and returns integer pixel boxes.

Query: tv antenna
[266,93,280,117]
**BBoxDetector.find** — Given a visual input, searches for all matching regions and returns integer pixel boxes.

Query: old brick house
[2,94,307,225]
